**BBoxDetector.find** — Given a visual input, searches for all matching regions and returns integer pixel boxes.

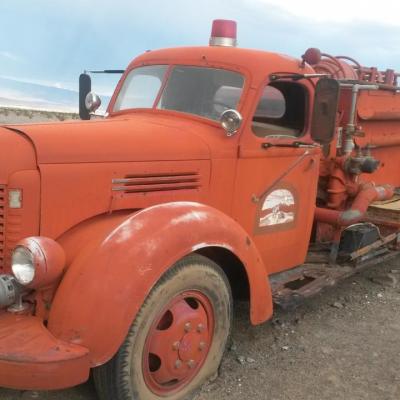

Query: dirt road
[1,257,400,400]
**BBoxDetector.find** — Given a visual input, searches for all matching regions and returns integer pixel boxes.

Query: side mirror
[79,73,92,120]
[310,78,340,144]
[85,92,101,113]
[220,109,242,137]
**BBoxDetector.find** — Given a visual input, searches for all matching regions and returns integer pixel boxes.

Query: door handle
[261,141,320,149]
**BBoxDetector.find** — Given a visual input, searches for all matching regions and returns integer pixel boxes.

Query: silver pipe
[343,84,379,155]
[348,84,379,128]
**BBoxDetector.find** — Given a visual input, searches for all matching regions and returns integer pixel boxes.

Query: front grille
[0,185,5,270]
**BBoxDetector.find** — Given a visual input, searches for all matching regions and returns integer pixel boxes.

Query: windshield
[113,65,167,110]
[113,65,244,120]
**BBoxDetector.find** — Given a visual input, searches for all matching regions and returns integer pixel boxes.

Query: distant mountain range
[0,76,111,112]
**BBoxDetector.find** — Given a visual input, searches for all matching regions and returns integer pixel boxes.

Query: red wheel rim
[142,290,215,396]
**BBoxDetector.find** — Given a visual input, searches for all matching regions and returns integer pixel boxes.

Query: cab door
[232,79,321,275]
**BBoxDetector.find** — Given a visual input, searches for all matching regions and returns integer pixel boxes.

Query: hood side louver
[112,172,201,194]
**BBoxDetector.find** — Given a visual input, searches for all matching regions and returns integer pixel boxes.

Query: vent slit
[112,172,201,195]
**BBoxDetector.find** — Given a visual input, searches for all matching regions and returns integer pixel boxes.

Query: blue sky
[1,0,400,110]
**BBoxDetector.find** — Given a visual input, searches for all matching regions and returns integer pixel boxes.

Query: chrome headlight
[11,247,35,285]
[11,237,66,289]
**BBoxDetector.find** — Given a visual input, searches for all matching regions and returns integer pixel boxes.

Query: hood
[0,126,37,183]
[5,113,211,164]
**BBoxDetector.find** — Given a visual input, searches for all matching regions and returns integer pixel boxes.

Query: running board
[269,250,400,309]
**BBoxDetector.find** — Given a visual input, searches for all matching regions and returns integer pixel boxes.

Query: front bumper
[0,312,90,390]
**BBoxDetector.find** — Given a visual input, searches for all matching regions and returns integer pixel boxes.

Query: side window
[252,82,307,137]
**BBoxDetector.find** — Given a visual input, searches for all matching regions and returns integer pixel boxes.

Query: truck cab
[102,44,322,274]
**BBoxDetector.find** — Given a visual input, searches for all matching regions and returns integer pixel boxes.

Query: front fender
[48,202,272,366]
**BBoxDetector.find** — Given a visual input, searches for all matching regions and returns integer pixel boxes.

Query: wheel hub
[179,331,204,362]
[143,291,214,395]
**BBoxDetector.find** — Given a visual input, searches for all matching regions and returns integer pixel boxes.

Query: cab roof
[128,46,314,83]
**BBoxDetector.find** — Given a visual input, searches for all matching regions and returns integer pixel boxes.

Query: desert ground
[0,107,79,124]
[0,108,399,400]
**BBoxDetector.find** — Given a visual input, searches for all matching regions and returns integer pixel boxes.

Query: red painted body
[0,30,400,392]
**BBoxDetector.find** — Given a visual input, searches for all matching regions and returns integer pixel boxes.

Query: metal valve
[0,275,22,309]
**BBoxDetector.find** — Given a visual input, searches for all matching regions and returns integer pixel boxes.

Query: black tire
[93,254,232,400]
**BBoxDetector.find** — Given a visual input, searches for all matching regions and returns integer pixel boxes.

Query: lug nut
[187,359,196,369]
[172,341,180,351]
[184,322,192,332]
[197,323,205,333]
[175,360,182,369]
[199,341,206,351]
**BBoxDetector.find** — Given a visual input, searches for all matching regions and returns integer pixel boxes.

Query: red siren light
[209,19,237,47]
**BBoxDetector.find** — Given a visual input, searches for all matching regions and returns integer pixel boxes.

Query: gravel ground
[1,257,400,400]
[1,109,399,399]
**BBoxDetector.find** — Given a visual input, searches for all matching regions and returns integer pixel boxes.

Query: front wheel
[93,254,232,400]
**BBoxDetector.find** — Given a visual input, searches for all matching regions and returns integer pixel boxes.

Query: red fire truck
[1,19,400,400]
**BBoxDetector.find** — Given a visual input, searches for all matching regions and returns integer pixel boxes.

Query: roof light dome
[209,19,237,47]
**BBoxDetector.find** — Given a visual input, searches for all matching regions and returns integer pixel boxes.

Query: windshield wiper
[269,73,329,81]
